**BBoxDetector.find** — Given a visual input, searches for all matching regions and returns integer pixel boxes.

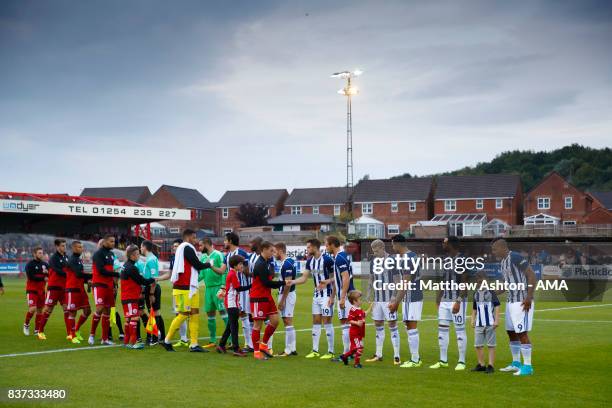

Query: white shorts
[505,301,534,333]
[279,291,296,318]
[438,300,467,326]
[239,291,250,314]
[312,296,334,317]
[337,300,354,320]
[371,301,398,321]
[402,301,423,322]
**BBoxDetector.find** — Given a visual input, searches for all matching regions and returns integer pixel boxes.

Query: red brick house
[524,172,594,225]
[352,177,434,236]
[433,174,522,235]
[145,185,215,232]
[216,189,289,234]
[584,191,612,224]
[284,186,349,217]
[81,186,152,204]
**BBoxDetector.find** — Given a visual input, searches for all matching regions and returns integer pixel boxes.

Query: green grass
[0,278,611,408]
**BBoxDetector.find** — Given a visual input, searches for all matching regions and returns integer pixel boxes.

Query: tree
[236,203,269,227]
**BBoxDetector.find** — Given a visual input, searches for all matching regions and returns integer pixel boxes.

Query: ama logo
[2,201,40,213]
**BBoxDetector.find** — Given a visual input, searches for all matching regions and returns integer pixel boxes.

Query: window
[563,220,576,226]
[537,197,551,209]
[291,206,302,215]
[387,224,400,235]
[564,196,573,209]
[195,209,203,219]
[444,200,456,211]
[391,202,398,213]
[312,206,320,215]
[222,208,229,219]
[222,228,232,235]
[169,227,180,234]
[362,203,373,214]
[333,205,341,216]
[495,199,503,209]
[409,201,416,212]
[476,199,483,210]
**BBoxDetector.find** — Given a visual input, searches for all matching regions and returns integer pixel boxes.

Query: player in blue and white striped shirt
[431,236,468,371]
[389,234,424,368]
[224,232,252,351]
[325,235,355,356]
[492,238,537,376]
[286,238,336,359]
[273,242,297,357]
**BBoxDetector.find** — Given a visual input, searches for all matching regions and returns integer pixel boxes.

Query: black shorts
[144,284,162,312]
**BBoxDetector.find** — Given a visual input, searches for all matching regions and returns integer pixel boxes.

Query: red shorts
[122,302,139,318]
[66,290,90,311]
[93,286,114,308]
[27,291,45,309]
[45,288,66,307]
[250,298,278,320]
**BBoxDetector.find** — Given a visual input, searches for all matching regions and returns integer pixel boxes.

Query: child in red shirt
[340,290,370,368]
[217,255,251,357]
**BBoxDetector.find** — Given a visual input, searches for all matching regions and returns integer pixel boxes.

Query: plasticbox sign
[1,199,191,221]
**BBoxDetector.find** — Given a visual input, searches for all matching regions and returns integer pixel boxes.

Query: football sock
[101,314,110,341]
[35,312,42,332]
[68,314,76,337]
[342,324,350,354]
[188,313,199,347]
[390,326,400,359]
[456,324,467,363]
[208,316,217,342]
[267,333,274,350]
[129,319,138,344]
[76,314,88,331]
[221,313,228,327]
[39,311,51,332]
[63,310,71,335]
[375,326,385,357]
[25,311,34,325]
[262,324,276,344]
[115,312,124,334]
[407,328,420,362]
[510,341,521,362]
[166,313,188,343]
[438,325,450,362]
[312,324,321,352]
[355,346,363,365]
[90,312,101,335]
[155,315,166,340]
[123,323,130,345]
[252,328,261,352]
[285,325,295,353]
[324,323,334,353]
[241,316,253,348]
[179,319,188,342]
[521,343,532,365]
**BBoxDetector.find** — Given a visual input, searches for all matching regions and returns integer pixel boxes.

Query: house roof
[267,214,342,225]
[159,185,213,209]
[434,174,520,199]
[285,186,348,205]
[590,191,612,210]
[353,177,433,202]
[80,186,151,204]
[217,189,288,207]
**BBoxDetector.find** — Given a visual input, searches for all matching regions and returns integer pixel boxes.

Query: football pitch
[0,278,610,408]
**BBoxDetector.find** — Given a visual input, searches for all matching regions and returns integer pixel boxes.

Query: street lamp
[331,69,362,204]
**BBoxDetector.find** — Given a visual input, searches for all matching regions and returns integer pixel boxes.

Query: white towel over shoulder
[171,242,200,298]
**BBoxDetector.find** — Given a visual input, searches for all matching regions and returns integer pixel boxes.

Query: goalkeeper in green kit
[199,237,228,348]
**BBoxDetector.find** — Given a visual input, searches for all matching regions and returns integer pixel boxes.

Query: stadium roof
[353,177,433,202]
[217,189,288,207]
[267,214,343,225]
[590,191,612,210]
[285,186,348,205]
[434,174,520,199]
[159,185,214,209]
[80,186,151,204]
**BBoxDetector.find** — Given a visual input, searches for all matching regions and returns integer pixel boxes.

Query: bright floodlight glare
[353,69,363,76]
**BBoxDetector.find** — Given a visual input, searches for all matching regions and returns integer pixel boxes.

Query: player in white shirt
[286,238,336,360]
[492,239,536,376]
[365,239,402,365]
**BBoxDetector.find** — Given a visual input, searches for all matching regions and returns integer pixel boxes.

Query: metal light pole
[331,69,362,206]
